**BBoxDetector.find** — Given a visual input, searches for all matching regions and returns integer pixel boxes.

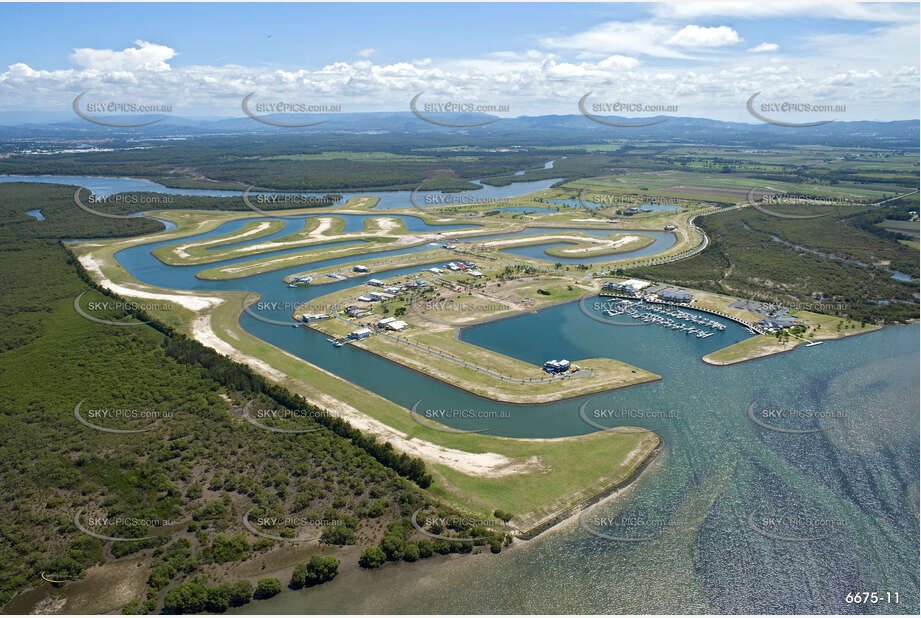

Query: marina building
[658,289,693,303]
[603,279,652,296]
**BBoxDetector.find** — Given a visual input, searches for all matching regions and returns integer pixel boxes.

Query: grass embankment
[543,233,655,258]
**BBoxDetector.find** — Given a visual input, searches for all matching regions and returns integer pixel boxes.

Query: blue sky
[0,2,917,121]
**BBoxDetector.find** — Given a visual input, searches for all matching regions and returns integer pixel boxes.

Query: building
[348,327,372,340]
[367,278,384,287]
[356,295,373,302]
[377,317,397,328]
[543,359,571,374]
[428,267,444,274]
[603,279,652,296]
[658,289,693,303]
[468,270,485,278]
[384,320,407,331]
[664,225,677,231]
[344,305,370,318]
[353,265,369,273]
[384,286,403,295]
[299,313,330,323]
[756,316,800,332]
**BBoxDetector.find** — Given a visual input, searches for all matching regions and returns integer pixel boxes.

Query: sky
[0,2,918,122]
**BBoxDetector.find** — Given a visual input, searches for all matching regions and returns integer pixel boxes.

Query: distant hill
[0,111,917,148]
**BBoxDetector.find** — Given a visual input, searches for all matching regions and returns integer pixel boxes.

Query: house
[356,295,373,302]
[384,286,403,295]
[664,225,677,231]
[428,267,444,274]
[658,289,693,303]
[353,265,369,273]
[377,317,397,328]
[384,320,408,331]
[344,305,369,318]
[367,291,393,301]
[469,270,485,278]
[446,264,461,271]
[367,279,384,287]
[348,327,372,340]
[299,313,330,323]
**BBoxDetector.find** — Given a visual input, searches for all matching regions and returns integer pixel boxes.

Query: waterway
[17,174,920,612]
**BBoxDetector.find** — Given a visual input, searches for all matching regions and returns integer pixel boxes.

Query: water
[25,209,44,221]
[0,173,562,211]
[892,271,913,282]
[63,185,917,612]
[458,226,675,264]
[234,325,919,614]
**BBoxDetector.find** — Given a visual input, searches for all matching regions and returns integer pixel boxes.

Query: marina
[602,299,724,338]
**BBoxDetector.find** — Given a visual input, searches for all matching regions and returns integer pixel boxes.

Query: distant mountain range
[0,111,917,147]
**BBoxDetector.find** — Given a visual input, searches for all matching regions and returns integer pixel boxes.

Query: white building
[348,327,372,340]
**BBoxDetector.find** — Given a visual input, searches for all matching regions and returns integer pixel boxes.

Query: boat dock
[601,299,723,338]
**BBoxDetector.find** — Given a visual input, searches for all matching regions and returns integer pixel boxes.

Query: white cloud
[357,48,376,58]
[0,23,916,122]
[654,2,917,23]
[541,21,693,59]
[71,40,176,72]
[667,25,741,48]
[748,42,779,53]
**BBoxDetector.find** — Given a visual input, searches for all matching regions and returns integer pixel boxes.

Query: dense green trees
[254,577,282,599]
[289,556,340,589]
[358,546,386,569]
